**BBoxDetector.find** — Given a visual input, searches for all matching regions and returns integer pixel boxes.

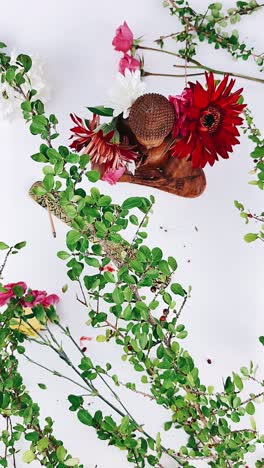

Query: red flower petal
[170,73,245,168]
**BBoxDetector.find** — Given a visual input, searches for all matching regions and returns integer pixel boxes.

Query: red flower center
[200,105,222,134]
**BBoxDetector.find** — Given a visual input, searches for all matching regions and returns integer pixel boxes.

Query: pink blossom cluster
[168,88,194,138]
[112,21,141,75]
[0,281,59,308]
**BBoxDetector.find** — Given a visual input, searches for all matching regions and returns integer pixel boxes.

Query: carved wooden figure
[118,93,206,198]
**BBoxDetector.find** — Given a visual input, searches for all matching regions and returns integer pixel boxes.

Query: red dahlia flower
[170,72,246,168]
[70,113,138,184]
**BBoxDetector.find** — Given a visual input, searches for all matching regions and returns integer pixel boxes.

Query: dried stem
[139,45,264,84]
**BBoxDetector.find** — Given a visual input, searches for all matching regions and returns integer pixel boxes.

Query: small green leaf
[233,373,243,391]
[43,173,54,192]
[56,446,67,462]
[17,54,32,72]
[79,153,90,169]
[171,283,186,297]
[159,260,170,275]
[66,230,82,247]
[122,197,143,210]
[96,335,106,342]
[77,408,93,426]
[245,401,255,415]
[86,170,100,183]
[37,437,49,452]
[57,251,71,260]
[244,233,258,243]
[112,287,124,305]
[25,432,39,442]
[0,242,9,250]
[168,256,177,271]
[14,241,26,250]
[129,215,139,225]
[38,383,47,390]
[250,416,257,431]
[98,195,112,207]
[259,336,264,346]
[33,184,47,196]
[22,450,35,463]
[87,106,113,117]
[65,458,80,467]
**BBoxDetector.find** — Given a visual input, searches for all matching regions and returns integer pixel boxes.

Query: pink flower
[112,21,134,53]
[0,282,27,307]
[119,53,140,75]
[101,166,126,185]
[41,294,60,308]
[169,88,194,138]
[22,290,59,308]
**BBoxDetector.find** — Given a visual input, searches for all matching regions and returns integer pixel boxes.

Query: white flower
[0,50,51,122]
[107,69,146,119]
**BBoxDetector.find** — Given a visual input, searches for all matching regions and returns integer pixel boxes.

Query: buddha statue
[117,93,206,198]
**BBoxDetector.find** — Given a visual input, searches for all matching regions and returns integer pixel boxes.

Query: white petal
[107,71,147,118]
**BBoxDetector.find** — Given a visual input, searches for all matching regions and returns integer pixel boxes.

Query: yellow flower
[10,308,44,337]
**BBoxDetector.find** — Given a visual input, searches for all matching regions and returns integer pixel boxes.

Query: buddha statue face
[128,93,175,149]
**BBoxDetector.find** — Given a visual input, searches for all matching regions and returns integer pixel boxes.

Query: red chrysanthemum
[170,72,246,168]
[69,114,138,183]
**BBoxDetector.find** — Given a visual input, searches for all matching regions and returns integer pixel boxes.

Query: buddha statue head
[128,93,175,149]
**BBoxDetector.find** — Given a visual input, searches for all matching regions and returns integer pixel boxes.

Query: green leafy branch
[1,37,264,467]
[161,0,264,70]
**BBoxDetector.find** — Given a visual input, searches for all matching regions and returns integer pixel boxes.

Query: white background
[0,0,264,466]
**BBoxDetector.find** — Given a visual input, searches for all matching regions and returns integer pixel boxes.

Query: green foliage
[1,23,264,467]
[161,0,264,70]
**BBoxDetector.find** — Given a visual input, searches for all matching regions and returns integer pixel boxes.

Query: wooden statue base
[120,143,206,198]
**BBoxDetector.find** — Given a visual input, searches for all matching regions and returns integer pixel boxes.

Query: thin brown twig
[138,45,264,84]
[45,196,56,238]
[144,70,205,79]
[0,247,13,278]
[9,417,17,468]
[240,391,264,406]
[175,295,188,320]
[78,279,88,306]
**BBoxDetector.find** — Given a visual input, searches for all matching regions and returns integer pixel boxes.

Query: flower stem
[144,70,205,78]
[24,354,90,393]
[138,45,264,84]
[25,321,180,463]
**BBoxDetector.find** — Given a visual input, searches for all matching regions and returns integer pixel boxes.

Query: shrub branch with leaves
[0,2,264,467]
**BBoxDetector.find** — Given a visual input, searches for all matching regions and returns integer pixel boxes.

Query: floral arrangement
[69,21,247,187]
[0,2,264,467]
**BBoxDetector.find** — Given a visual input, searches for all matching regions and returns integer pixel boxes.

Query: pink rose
[41,294,60,308]
[119,53,140,75]
[112,21,133,53]
[101,166,126,185]
[0,282,27,307]
[169,88,194,138]
[22,290,59,308]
